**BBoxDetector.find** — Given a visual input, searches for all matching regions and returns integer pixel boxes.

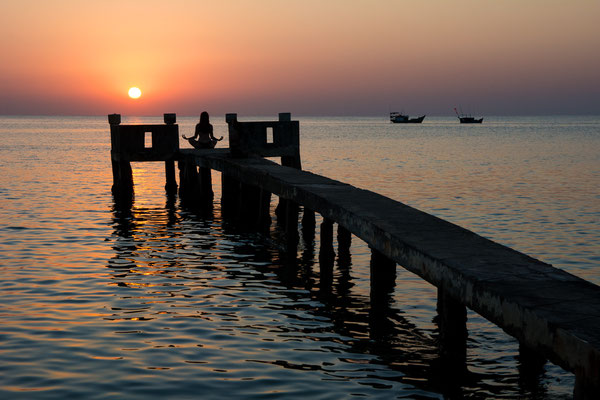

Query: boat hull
[390,115,425,123]
[459,117,483,124]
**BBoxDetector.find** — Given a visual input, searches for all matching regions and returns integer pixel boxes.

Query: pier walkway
[110,113,600,398]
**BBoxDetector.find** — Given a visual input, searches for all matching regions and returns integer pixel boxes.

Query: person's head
[200,111,210,125]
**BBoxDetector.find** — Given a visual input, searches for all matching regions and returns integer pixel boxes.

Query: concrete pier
[184,148,600,399]
[110,113,600,398]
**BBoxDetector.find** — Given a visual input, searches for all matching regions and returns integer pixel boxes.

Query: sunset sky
[1,0,599,116]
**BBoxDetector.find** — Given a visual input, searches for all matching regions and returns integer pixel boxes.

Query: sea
[1,115,598,399]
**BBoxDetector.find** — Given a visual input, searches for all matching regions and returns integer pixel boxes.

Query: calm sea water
[1,115,598,399]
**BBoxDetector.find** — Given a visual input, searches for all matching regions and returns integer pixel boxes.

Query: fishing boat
[454,108,483,123]
[390,112,425,123]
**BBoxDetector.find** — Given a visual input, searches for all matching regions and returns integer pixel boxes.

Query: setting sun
[128,87,141,99]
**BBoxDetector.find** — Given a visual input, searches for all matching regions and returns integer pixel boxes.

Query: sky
[1,0,599,116]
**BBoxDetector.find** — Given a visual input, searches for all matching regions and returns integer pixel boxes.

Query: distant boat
[390,112,425,123]
[454,108,483,124]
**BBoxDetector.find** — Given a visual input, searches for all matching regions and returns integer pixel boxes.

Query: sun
[128,87,142,99]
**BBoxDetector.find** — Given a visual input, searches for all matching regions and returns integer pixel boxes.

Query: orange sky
[1,0,599,116]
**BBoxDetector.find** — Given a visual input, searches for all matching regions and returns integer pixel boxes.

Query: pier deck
[182,148,600,396]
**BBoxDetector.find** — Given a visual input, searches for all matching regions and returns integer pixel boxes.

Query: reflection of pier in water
[108,112,599,399]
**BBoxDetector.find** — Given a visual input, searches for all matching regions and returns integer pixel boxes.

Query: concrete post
[517,343,547,394]
[337,225,351,252]
[285,200,300,255]
[109,114,134,196]
[337,225,352,268]
[436,287,468,373]
[319,218,335,267]
[319,218,335,292]
[301,207,316,244]
[240,182,261,229]
[221,173,240,220]
[574,373,600,400]
[369,247,396,300]
[257,187,272,234]
[178,158,198,202]
[369,247,395,340]
[165,160,177,194]
[198,167,213,202]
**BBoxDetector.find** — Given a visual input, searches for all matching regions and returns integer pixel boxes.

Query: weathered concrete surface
[180,149,600,394]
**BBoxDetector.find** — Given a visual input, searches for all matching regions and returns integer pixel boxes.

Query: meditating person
[182,111,223,149]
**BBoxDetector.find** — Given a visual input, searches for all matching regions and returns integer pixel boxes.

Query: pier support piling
[319,218,335,284]
[436,288,468,373]
[369,248,396,302]
[319,218,335,261]
[284,200,300,255]
[165,160,178,194]
[221,173,241,220]
[257,188,272,234]
[574,372,600,400]
[111,159,134,195]
[301,207,316,242]
[198,167,213,201]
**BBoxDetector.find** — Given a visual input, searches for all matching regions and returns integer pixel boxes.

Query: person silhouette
[182,111,223,149]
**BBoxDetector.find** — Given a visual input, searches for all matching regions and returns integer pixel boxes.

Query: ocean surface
[1,115,598,399]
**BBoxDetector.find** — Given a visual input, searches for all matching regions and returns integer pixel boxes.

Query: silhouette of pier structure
[109,112,599,399]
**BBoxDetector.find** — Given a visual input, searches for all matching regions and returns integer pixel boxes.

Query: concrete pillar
[336,225,352,271]
[178,159,198,201]
[198,167,213,202]
[574,371,600,400]
[165,160,177,194]
[369,247,395,340]
[318,217,335,289]
[285,200,300,255]
[301,207,316,245]
[109,114,134,197]
[319,218,335,261]
[257,188,272,234]
[275,198,289,228]
[221,173,240,220]
[279,112,302,170]
[240,182,261,229]
[111,159,134,195]
[337,225,351,255]
[517,343,547,394]
[436,287,468,372]
[318,218,335,292]
[369,247,396,303]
